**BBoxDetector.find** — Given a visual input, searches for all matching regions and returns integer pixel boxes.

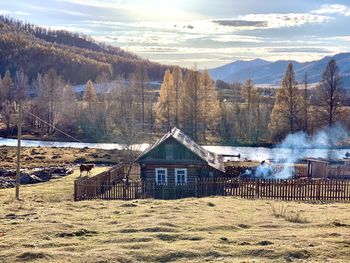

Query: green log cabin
[135,127,225,186]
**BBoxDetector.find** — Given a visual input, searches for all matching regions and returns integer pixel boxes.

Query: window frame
[155,168,168,185]
[175,168,187,185]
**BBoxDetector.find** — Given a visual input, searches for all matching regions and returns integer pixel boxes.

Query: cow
[79,164,95,176]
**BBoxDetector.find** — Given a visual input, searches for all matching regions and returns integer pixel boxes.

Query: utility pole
[15,100,22,200]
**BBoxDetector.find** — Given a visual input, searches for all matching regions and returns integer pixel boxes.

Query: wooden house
[306,158,350,179]
[135,127,225,186]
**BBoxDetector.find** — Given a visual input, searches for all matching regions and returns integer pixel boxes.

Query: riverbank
[0,146,127,169]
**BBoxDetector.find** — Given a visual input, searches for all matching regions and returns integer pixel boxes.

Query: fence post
[74,180,77,201]
[195,178,198,197]
[255,180,259,199]
[316,180,321,200]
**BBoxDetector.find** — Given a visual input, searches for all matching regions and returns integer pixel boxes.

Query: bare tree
[302,73,309,133]
[318,59,344,128]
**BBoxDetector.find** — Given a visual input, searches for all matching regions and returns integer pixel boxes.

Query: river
[0,137,349,162]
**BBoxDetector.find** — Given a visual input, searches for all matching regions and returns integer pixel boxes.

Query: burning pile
[240,161,297,179]
[241,124,349,180]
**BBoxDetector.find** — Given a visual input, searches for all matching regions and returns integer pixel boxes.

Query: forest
[0,59,349,146]
[0,15,170,84]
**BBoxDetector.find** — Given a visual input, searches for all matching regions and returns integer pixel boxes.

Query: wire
[23,108,82,142]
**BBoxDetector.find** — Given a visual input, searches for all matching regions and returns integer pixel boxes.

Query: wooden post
[15,100,22,200]
[194,178,198,197]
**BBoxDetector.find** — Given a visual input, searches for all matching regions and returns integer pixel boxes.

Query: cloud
[213,20,267,28]
[331,36,350,42]
[312,4,350,16]
[269,47,332,54]
[237,13,331,29]
[0,10,30,16]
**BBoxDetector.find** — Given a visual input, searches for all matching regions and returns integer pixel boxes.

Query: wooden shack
[135,127,225,186]
[306,158,350,179]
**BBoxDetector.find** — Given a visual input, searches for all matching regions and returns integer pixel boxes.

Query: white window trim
[155,168,168,185]
[175,168,187,185]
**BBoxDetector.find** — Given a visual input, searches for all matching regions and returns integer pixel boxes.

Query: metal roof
[305,158,350,164]
[135,127,225,172]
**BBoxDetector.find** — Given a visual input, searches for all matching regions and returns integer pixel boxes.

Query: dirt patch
[237,223,251,229]
[332,221,350,227]
[246,248,277,258]
[197,225,238,232]
[141,227,178,233]
[285,250,311,261]
[56,229,98,238]
[106,237,153,243]
[155,250,199,262]
[257,240,274,246]
[17,251,51,261]
[120,203,138,207]
[156,234,204,242]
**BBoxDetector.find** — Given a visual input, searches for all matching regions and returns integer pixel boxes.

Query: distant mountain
[209,53,350,87]
[0,16,171,84]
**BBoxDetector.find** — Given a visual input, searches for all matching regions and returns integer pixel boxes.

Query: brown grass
[271,204,309,223]
[1,168,350,262]
[0,146,125,169]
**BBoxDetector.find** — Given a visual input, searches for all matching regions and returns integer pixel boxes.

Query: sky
[1,0,350,68]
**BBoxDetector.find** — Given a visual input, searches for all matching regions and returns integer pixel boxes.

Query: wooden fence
[74,177,350,202]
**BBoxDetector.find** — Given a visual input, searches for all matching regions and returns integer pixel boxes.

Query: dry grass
[271,204,309,223]
[1,168,350,262]
[0,146,125,169]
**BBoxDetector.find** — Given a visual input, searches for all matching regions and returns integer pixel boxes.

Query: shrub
[271,204,309,223]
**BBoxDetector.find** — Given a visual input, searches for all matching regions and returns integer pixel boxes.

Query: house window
[155,168,167,185]
[175,168,187,185]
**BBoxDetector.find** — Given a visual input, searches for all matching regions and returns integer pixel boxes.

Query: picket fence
[74,176,350,202]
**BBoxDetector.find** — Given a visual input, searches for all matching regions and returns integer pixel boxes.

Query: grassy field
[1,168,350,262]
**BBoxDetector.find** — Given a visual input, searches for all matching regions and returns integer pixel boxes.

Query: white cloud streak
[312,4,350,16]
[237,13,331,29]
[0,10,30,16]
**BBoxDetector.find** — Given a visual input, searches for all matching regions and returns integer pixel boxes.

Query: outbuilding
[306,158,350,179]
[135,127,225,186]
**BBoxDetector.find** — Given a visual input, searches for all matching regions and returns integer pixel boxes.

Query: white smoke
[251,124,349,179]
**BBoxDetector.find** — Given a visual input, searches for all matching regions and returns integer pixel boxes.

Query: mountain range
[209,53,350,87]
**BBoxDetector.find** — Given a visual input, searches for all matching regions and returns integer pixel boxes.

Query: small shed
[135,127,225,186]
[306,158,350,179]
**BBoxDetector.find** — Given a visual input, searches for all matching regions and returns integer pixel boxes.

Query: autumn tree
[301,73,310,133]
[269,63,302,141]
[317,59,345,128]
[180,68,202,140]
[36,69,64,134]
[81,80,97,131]
[155,69,174,131]
[83,80,97,116]
[241,79,259,141]
[1,71,15,130]
[132,65,149,130]
[60,84,77,132]
[172,66,183,127]
[200,70,220,142]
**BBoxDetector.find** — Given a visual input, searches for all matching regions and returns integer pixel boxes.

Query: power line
[23,108,82,142]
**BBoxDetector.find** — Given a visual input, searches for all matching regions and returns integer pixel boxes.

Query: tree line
[0,59,348,145]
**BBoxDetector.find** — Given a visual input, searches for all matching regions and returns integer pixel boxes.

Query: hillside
[0,16,170,84]
[210,53,350,87]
